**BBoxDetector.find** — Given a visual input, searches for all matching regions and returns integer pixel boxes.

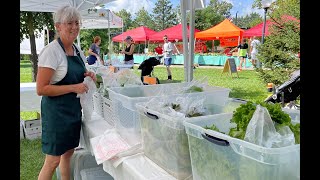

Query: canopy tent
[243,20,272,38]
[112,26,157,43]
[148,24,200,42]
[20,0,117,13]
[195,19,244,40]
[20,32,45,55]
[80,8,123,29]
[20,0,122,51]
[243,15,300,38]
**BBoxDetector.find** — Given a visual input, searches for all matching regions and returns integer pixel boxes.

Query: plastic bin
[93,92,104,117]
[80,167,114,180]
[135,98,243,179]
[108,83,231,147]
[56,149,101,180]
[102,96,115,127]
[184,112,300,180]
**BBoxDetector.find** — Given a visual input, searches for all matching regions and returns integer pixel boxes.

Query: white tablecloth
[20,83,42,111]
[81,112,176,180]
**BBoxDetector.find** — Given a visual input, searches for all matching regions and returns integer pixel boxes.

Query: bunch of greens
[228,101,300,144]
[184,85,203,93]
[95,74,103,88]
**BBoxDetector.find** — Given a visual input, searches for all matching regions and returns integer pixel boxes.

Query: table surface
[20,82,41,112]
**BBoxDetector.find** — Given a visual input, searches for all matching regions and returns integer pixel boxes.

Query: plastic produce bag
[179,76,208,93]
[77,76,97,121]
[244,105,295,148]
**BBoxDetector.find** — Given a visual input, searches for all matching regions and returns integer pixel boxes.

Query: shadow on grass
[20,63,32,68]
[230,87,267,102]
[160,80,182,84]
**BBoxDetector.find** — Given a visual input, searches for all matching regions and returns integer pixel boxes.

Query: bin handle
[202,133,229,146]
[144,112,159,120]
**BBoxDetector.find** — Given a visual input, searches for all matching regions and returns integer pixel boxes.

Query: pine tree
[152,0,177,31]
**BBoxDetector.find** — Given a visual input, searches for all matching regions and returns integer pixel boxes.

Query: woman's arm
[127,43,135,55]
[36,67,88,96]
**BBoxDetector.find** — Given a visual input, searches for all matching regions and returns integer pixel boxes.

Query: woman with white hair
[36,6,96,180]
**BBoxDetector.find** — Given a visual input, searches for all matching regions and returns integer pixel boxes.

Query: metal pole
[261,8,268,44]
[108,10,111,52]
[188,0,195,82]
[180,0,189,82]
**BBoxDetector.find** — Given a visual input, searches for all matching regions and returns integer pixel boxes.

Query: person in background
[121,36,135,65]
[231,38,248,71]
[36,6,96,180]
[87,36,104,65]
[163,35,173,80]
[250,36,261,67]
[154,44,163,55]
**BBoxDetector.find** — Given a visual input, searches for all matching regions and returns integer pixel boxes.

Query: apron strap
[57,37,87,70]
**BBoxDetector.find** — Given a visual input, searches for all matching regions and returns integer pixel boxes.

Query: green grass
[20,61,270,180]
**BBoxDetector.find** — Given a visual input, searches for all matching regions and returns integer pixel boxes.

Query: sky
[105,0,263,18]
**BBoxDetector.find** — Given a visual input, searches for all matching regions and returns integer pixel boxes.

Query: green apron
[41,39,86,156]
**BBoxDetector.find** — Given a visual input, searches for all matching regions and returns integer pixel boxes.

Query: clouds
[106,0,155,16]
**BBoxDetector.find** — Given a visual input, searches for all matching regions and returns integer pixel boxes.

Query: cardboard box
[21,118,41,129]
[24,126,42,140]
[20,121,24,139]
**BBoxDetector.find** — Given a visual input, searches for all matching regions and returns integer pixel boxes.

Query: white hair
[53,6,82,24]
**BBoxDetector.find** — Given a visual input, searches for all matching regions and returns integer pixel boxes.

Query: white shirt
[250,39,261,54]
[163,41,173,58]
[38,40,87,84]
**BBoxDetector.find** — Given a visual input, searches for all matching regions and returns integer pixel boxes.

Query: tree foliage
[255,0,300,85]
[115,9,133,31]
[132,7,155,29]
[195,0,232,31]
[235,12,262,29]
[20,11,54,81]
[152,0,177,31]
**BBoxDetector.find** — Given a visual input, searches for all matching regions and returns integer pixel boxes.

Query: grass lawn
[20,60,270,180]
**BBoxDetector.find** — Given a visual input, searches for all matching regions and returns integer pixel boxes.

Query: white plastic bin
[184,112,300,180]
[80,167,114,180]
[56,149,102,180]
[93,92,104,117]
[102,96,115,127]
[135,98,242,179]
[108,83,231,147]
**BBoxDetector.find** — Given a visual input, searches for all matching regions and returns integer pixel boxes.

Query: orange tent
[195,19,244,46]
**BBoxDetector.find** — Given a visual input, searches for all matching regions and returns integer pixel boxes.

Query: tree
[255,0,300,86]
[20,12,54,82]
[195,0,232,31]
[115,9,133,31]
[236,12,262,29]
[152,0,177,31]
[132,7,155,29]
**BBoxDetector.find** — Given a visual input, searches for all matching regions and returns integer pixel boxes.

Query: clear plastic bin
[102,96,115,127]
[80,167,114,180]
[108,83,230,146]
[184,112,300,180]
[93,92,104,117]
[135,98,243,179]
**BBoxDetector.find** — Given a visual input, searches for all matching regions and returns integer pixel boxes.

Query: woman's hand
[121,50,125,54]
[84,71,97,82]
[74,83,89,94]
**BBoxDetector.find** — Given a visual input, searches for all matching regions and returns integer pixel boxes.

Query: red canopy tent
[112,26,157,42]
[148,24,200,42]
[244,15,300,38]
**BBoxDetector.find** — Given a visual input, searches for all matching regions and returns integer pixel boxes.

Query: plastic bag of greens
[77,76,97,121]
[244,105,295,148]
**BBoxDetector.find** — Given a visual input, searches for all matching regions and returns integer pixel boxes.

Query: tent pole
[108,10,111,53]
[46,27,49,45]
[187,0,195,82]
[77,34,81,50]
[181,0,189,82]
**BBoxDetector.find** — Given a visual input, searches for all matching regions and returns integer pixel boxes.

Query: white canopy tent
[20,0,122,52]
[20,32,45,55]
[180,0,206,82]
[20,0,117,13]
